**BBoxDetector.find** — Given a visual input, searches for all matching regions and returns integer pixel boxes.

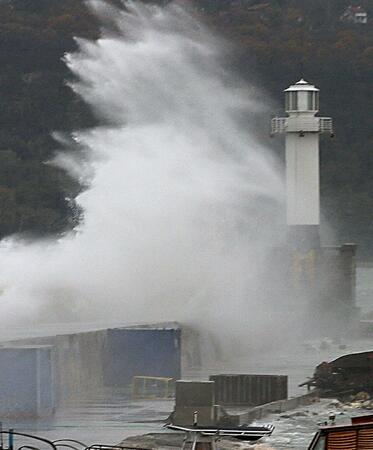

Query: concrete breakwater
[0,319,321,422]
[0,322,201,417]
[119,391,321,450]
[172,378,318,427]
[119,392,321,450]
[229,390,320,424]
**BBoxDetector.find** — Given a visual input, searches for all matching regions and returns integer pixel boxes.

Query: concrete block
[173,406,215,426]
[175,380,215,406]
[173,380,215,426]
[0,346,55,417]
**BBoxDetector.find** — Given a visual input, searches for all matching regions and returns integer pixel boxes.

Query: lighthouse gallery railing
[271,117,333,135]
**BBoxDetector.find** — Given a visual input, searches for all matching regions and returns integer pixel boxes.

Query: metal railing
[319,117,333,134]
[0,430,152,450]
[271,116,333,135]
[271,117,287,134]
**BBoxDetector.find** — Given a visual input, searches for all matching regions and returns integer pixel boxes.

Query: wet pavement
[1,360,369,450]
[1,389,173,448]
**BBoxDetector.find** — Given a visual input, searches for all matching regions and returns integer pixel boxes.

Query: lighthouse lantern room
[284,79,319,114]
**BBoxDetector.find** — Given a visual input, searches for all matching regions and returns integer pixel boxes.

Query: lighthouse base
[269,241,358,336]
[287,225,320,252]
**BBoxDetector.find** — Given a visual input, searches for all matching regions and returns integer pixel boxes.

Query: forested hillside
[0,0,373,254]
[0,0,99,236]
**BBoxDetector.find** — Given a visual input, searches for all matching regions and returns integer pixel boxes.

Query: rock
[350,402,363,408]
[120,432,184,448]
[327,400,341,408]
[362,401,373,410]
[342,404,353,411]
[354,391,370,402]
[289,411,308,417]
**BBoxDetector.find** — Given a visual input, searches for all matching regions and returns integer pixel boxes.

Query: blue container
[0,346,55,417]
[103,324,181,386]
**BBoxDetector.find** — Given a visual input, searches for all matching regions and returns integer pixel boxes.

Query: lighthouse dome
[284,79,319,114]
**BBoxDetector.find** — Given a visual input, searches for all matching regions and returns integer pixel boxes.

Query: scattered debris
[354,391,370,402]
[300,350,373,397]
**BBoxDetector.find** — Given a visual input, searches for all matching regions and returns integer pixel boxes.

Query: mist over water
[0,1,286,352]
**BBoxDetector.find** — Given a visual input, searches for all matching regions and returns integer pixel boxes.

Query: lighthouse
[271,79,333,249]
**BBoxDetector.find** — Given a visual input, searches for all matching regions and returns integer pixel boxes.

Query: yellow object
[132,376,174,399]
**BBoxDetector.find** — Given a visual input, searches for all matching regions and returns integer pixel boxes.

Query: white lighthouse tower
[271,79,333,248]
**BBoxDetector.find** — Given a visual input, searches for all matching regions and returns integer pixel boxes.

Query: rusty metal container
[210,374,288,406]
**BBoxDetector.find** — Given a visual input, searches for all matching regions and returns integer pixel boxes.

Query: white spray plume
[0,1,286,351]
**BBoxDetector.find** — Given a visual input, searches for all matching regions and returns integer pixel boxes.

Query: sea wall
[232,390,320,424]
[1,322,200,407]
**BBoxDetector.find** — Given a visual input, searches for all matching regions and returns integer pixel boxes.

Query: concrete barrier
[232,390,320,424]
[0,345,55,417]
[173,380,217,426]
